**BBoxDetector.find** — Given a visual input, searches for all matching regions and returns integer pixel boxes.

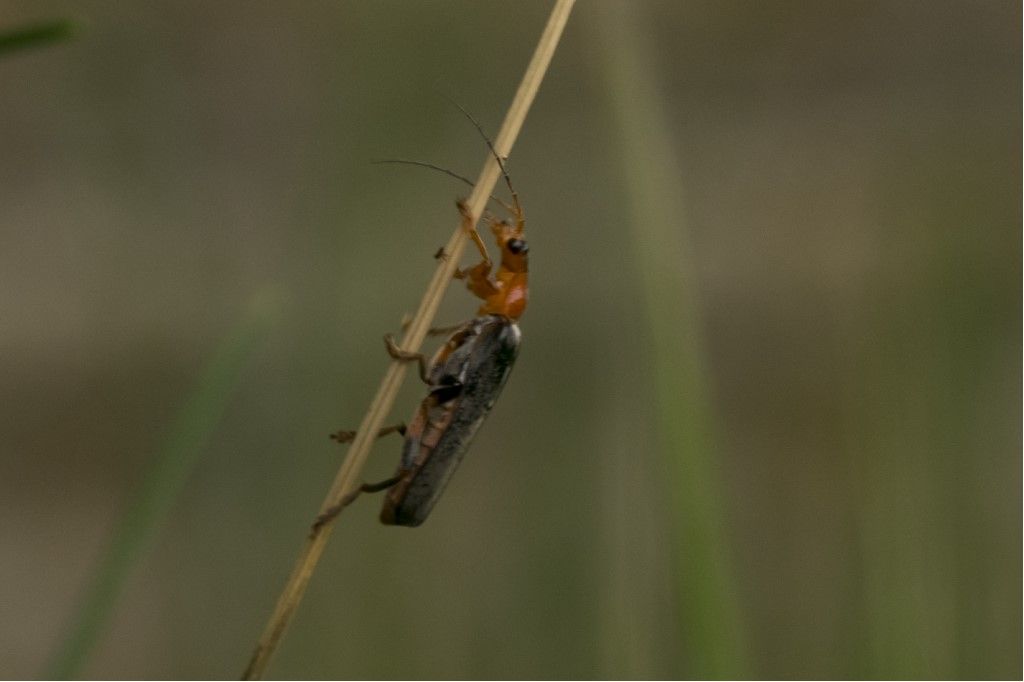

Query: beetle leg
[454,206,503,300]
[330,423,406,444]
[455,260,500,300]
[453,259,486,281]
[399,316,466,337]
[427,322,466,337]
[310,474,404,534]
[457,199,491,268]
[383,334,430,384]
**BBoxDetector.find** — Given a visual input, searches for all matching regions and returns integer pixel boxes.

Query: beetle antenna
[372,159,515,215]
[439,94,524,228]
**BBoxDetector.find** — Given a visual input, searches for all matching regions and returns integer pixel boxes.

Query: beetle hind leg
[330,423,406,444]
[310,474,404,535]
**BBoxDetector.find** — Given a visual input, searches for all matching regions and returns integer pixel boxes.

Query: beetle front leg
[455,260,500,301]
[456,199,491,268]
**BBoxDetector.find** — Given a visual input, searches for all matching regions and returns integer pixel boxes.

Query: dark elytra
[382,315,521,526]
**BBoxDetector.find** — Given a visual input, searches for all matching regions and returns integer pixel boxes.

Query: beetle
[316,126,528,529]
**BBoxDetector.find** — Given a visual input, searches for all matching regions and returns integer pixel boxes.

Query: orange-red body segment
[461,211,529,320]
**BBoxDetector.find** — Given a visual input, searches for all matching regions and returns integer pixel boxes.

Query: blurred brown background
[1,1,1019,679]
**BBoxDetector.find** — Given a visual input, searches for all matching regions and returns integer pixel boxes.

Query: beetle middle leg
[383,334,430,384]
[399,314,467,338]
[427,322,467,337]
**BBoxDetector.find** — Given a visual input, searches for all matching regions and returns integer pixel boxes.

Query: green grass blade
[0,20,77,56]
[593,4,748,678]
[45,292,280,679]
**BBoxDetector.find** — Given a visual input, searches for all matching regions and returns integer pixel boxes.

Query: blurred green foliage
[0,19,75,56]
[45,293,277,679]
[0,1,1018,679]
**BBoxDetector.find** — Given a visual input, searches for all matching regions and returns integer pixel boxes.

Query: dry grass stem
[241,1,575,678]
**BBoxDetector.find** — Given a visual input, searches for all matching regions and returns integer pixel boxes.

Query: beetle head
[491,219,528,273]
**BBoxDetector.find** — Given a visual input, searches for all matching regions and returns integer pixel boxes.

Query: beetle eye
[507,238,528,255]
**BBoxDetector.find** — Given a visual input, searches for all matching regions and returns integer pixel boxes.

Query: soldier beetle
[317,113,528,528]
